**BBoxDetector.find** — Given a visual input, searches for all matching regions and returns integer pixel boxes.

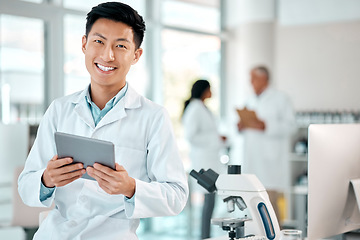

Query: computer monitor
[308,124,360,240]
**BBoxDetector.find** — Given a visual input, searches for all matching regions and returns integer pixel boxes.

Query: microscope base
[205,235,266,240]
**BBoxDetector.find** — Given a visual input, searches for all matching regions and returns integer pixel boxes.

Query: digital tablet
[54,132,115,180]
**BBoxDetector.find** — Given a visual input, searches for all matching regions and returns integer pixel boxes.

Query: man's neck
[256,85,269,97]
[90,83,125,110]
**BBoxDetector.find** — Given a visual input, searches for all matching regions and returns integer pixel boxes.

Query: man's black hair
[86,2,146,49]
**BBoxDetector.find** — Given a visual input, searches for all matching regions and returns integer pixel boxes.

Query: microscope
[190,165,280,240]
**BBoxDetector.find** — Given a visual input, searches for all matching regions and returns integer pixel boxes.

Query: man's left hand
[87,163,136,198]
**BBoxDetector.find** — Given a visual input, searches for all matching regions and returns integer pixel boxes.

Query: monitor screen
[308,124,360,240]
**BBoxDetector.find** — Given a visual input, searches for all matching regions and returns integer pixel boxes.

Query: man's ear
[82,35,87,53]
[132,48,143,65]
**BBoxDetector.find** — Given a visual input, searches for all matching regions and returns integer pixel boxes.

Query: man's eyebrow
[115,38,131,43]
[93,33,107,40]
[92,33,131,43]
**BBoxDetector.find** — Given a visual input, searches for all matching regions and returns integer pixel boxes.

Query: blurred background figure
[236,66,297,224]
[182,79,227,239]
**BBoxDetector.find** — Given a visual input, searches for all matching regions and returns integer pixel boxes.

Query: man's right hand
[42,155,85,188]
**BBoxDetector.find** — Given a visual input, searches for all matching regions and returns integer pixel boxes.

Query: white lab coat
[241,87,297,192]
[18,85,189,240]
[182,99,226,187]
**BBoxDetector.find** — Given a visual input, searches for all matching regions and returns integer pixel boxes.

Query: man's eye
[94,40,103,44]
[116,44,126,49]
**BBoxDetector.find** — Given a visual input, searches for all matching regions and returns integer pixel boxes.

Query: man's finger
[87,167,110,184]
[49,157,73,168]
[88,166,110,180]
[62,168,86,178]
[115,163,125,171]
[57,174,84,187]
[93,163,116,177]
[53,168,85,185]
[61,163,84,173]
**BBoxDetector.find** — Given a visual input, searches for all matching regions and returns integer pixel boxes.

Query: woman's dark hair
[85,2,146,49]
[183,79,210,114]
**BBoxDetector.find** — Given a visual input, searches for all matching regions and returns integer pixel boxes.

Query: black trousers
[201,192,216,239]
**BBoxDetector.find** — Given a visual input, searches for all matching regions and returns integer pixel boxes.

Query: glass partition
[20,0,43,3]
[64,14,89,95]
[162,29,221,169]
[63,0,145,15]
[0,15,44,124]
[162,29,221,125]
[162,0,220,33]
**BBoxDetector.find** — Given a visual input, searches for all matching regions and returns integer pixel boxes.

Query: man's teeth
[97,64,115,72]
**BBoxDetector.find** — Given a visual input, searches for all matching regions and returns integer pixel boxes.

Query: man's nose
[101,46,115,62]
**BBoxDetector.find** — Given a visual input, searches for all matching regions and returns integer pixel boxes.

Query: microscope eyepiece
[228,165,241,174]
[189,169,200,179]
[190,168,219,193]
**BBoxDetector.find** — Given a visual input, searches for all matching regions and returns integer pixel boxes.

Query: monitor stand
[351,179,360,211]
[343,179,360,240]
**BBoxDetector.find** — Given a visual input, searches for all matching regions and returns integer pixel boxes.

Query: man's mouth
[96,63,116,72]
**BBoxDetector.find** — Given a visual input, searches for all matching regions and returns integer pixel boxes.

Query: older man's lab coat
[242,87,297,192]
[18,85,189,240]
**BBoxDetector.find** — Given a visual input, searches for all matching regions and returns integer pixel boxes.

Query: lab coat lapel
[73,89,96,129]
[95,101,127,129]
[95,85,142,129]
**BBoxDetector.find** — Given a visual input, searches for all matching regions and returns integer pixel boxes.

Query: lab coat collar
[95,85,141,129]
[72,84,142,130]
[123,84,142,110]
[257,86,274,100]
[72,88,95,129]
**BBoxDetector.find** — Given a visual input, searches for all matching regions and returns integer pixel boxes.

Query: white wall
[278,0,360,26]
[225,0,360,114]
[275,21,360,110]
[276,0,360,111]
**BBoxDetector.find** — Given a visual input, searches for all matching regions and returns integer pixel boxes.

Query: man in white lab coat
[237,66,297,219]
[18,2,188,240]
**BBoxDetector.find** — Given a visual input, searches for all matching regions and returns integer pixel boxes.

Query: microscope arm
[216,174,280,240]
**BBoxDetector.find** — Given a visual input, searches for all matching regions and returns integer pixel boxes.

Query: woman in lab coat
[182,79,226,239]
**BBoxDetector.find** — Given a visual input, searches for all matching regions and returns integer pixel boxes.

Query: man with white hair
[237,65,297,222]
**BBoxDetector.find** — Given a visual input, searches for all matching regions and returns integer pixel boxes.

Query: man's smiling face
[82,18,142,91]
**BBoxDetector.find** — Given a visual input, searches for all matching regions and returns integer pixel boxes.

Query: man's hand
[250,119,266,130]
[237,119,266,131]
[42,155,86,188]
[87,163,136,198]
